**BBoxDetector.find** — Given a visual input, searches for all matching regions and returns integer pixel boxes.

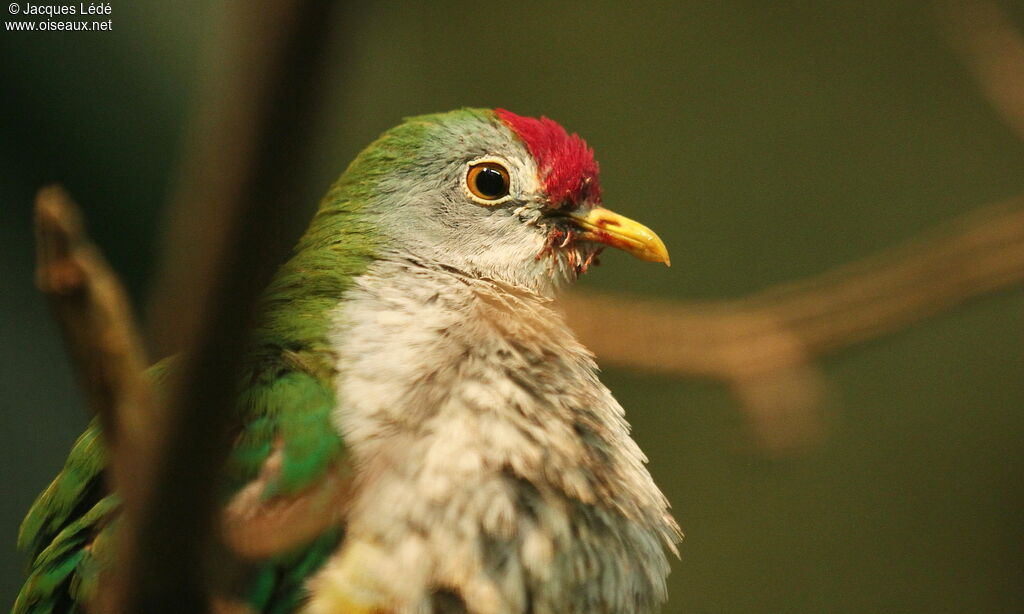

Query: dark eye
[466,161,511,204]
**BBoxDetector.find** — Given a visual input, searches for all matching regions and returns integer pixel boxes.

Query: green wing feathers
[229,367,344,499]
[13,496,119,614]
[13,359,347,613]
[13,418,115,614]
[16,421,108,569]
[11,358,180,613]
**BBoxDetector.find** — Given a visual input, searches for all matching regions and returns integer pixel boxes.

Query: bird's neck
[327,255,576,445]
[243,202,380,375]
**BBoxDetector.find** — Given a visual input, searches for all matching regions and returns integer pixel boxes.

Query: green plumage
[17,420,108,566]
[247,527,345,614]
[228,369,342,498]
[12,111,466,613]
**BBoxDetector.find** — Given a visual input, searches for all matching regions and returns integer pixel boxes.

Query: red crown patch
[495,109,602,208]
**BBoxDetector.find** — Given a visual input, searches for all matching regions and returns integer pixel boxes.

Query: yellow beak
[563,207,671,266]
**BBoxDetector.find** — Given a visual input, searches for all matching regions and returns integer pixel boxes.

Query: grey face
[368,113,600,296]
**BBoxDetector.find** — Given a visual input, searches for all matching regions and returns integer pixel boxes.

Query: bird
[13,108,681,614]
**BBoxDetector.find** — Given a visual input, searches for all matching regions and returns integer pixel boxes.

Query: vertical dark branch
[115,1,342,612]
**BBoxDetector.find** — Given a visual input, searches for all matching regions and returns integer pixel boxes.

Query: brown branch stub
[35,188,88,294]
[33,186,155,498]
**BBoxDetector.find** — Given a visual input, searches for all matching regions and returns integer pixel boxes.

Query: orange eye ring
[466,161,511,204]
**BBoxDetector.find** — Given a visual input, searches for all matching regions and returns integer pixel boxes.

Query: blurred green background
[3,1,1023,612]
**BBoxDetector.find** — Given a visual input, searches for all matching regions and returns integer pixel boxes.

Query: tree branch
[563,195,1024,452]
[940,0,1024,141]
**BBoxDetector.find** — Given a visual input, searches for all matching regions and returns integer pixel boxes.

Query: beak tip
[568,206,672,268]
[651,243,671,267]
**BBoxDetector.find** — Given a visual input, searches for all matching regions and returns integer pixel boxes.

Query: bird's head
[321,108,669,296]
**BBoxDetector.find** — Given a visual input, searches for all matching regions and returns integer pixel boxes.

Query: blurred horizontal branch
[941,0,1024,141]
[559,0,1024,454]
[564,195,1024,452]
